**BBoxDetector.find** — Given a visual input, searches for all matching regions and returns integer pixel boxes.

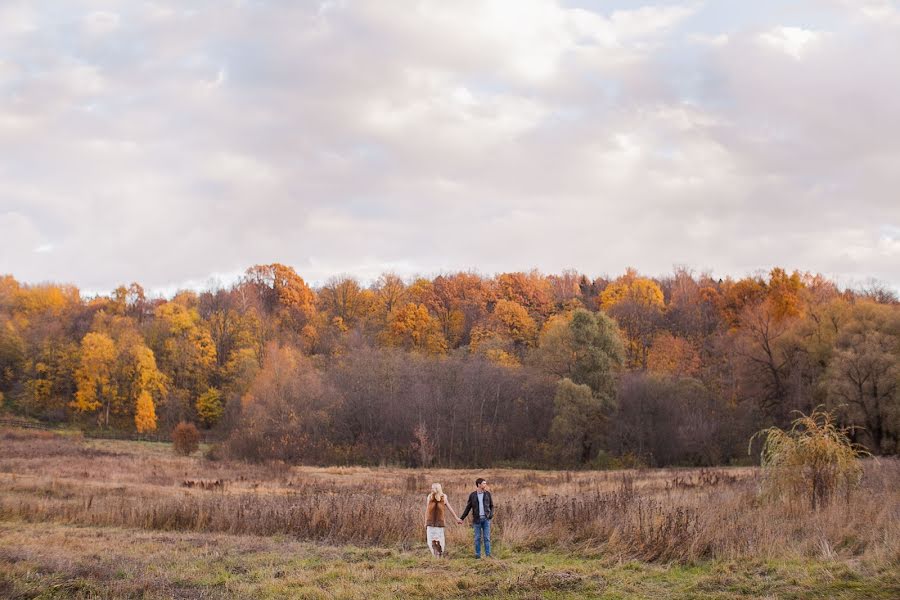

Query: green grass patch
[0,521,897,599]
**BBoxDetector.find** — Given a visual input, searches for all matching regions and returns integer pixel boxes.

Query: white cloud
[758,26,824,59]
[1,1,898,293]
[84,11,120,35]
[688,33,729,47]
[609,5,696,40]
[0,3,37,35]
[0,212,48,270]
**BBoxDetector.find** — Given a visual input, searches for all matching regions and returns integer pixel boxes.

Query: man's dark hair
[475,478,485,487]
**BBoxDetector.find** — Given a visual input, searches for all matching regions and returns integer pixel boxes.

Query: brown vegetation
[754,408,868,510]
[172,421,200,456]
[1,427,897,565]
[1,266,897,470]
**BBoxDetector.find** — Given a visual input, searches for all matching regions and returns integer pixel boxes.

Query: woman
[425,483,461,558]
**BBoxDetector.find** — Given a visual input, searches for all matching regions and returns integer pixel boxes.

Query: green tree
[532,309,624,397]
[825,301,899,453]
[550,378,611,464]
[570,309,624,396]
[533,309,624,464]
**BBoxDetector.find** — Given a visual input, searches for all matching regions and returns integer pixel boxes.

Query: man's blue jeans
[473,518,491,558]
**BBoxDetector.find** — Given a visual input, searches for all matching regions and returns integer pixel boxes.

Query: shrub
[172,421,200,456]
[751,408,868,510]
[203,442,224,461]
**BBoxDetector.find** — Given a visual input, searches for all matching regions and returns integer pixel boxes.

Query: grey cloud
[0,0,897,294]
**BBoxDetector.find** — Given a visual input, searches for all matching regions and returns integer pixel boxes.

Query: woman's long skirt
[426,526,446,557]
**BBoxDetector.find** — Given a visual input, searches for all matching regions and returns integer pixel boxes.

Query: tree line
[0,265,897,466]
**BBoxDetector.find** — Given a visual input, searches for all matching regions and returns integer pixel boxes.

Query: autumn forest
[1,265,897,467]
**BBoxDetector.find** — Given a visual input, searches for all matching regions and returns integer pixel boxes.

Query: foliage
[751,408,868,509]
[646,332,701,378]
[599,269,665,311]
[226,344,335,462]
[612,373,746,466]
[530,309,624,399]
[600,270,665,369]
[567,309,624,397]
[196,387,224,428]
[134,390,157,433]
[824,300,900,454]
[172,421,201,455]
[550,378,608,464]
[72,332,117,418]
[381,303,447,354]
[0,265,897,467]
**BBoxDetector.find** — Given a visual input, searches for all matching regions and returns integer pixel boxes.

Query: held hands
[456,519,464,525]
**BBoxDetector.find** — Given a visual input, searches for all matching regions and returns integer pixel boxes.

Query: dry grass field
[1,426,898,598]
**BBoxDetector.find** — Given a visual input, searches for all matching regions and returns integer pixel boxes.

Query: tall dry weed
[1,427,897,563]
[752,408,868,510]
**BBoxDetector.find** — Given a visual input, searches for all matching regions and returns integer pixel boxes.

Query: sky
[1,0,899,296]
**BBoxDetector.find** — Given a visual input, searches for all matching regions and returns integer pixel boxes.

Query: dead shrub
[172,422,200,456]
[751,408,868,510]
[203,443,224,461]
[2,425,897,564]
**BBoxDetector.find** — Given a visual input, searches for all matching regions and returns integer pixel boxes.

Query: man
[458,477,494,559]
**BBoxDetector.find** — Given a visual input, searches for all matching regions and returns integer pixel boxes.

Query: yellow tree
[406,278,437,307]
[373,273,408,317]
[599,270,665,369]
[492,300,537,346]
[493,271,554,320]
[153,302,217,399]
[243,263,317,337]
[196,387,223,428]
[469,327,518,366]
[72,332,117,426]
[319,276,370,327]
[126,343,167,432]
[20,341,78,417]
[223,346,261,396]
[12,283,80,325]
[73,319,167,431]
[0,318,24,395]
[599,270,665,309]
[134,390,157,433]
[768,267,805,321]
[720,276,767,328]
[382,303,447,354]
[10,283,82,417]
[647,332,701,378]
[470,299,537,363]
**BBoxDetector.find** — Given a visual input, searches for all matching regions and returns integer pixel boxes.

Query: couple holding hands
[425,478,493,559]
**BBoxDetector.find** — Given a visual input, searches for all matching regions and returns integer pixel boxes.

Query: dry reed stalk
[1,427,897,563]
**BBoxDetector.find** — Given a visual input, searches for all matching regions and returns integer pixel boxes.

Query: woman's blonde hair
[428,483,445,502]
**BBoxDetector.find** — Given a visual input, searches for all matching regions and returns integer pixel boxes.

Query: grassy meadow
[1,426,898,599]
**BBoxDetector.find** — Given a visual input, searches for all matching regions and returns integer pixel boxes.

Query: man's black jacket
[459,490,494,522]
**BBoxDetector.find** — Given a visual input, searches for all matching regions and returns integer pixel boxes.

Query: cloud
[84,11,120,35]
[758,26,824,59]
[0,0,898,294]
